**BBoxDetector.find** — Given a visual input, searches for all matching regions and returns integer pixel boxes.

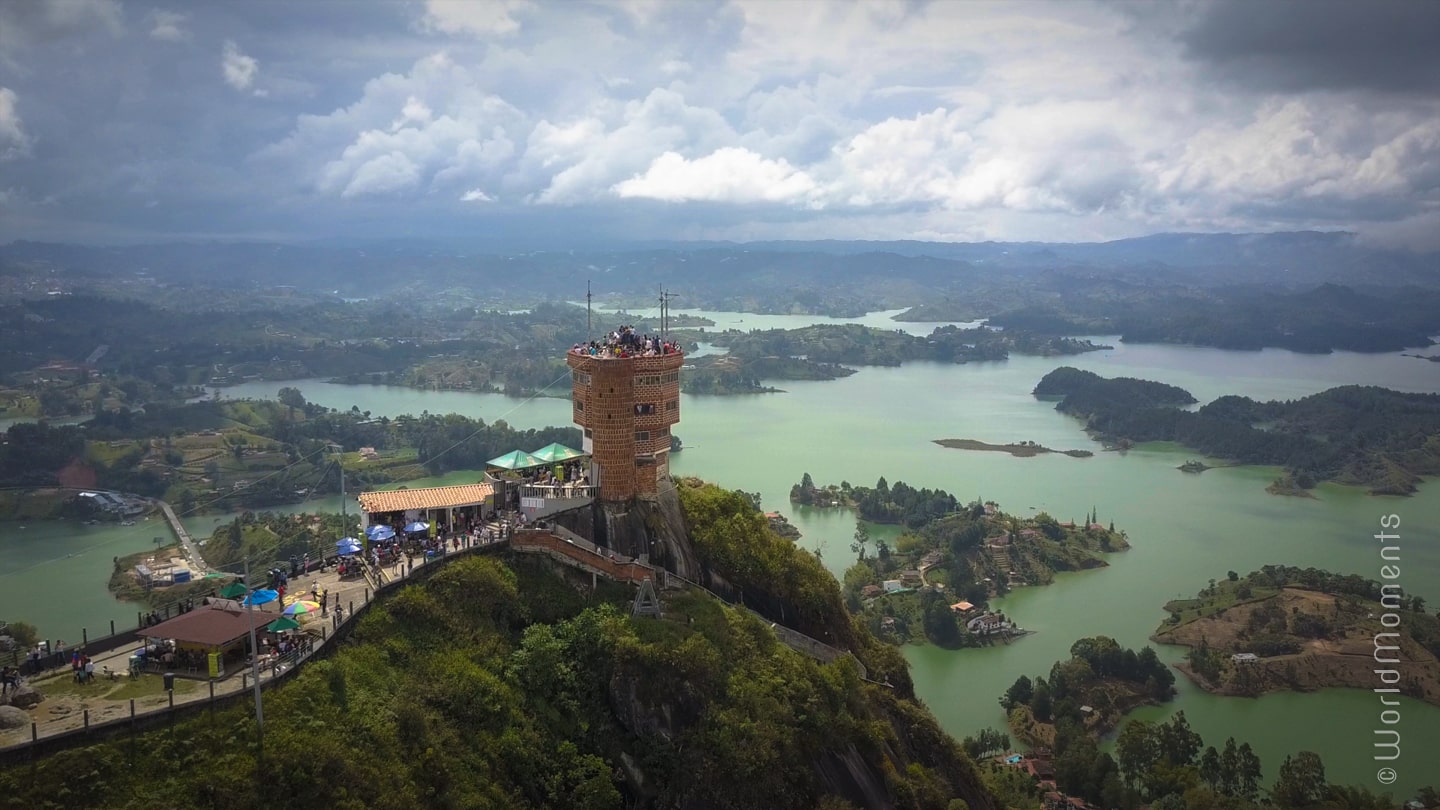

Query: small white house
[1231,652,1259,664]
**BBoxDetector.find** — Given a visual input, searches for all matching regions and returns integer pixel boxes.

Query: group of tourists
[571,325,681,359]
[140,597,196,628]
[70,650,98,683]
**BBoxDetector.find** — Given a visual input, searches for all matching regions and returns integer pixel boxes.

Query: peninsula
[1035,367,1440,495]
[1153,566,1440,707]
[793,475,1127,649]
[1000,635,1176,748]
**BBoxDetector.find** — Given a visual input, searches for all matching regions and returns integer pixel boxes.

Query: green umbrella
[485,449,546,470]
[530,442,585,463]
[219,582,247,599]
[266,617,301,633]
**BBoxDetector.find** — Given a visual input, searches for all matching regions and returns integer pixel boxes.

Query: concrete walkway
[155,499,207,574]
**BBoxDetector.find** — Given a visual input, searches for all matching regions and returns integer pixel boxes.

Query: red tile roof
[142,604,275,648]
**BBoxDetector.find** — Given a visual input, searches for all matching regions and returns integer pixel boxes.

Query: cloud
[419,0,532,37]
[4,1,1439,248]
[222,41,258,91]
[527,88,737,204]
[1177,0,1440,95]
[260,52,524,200]
[149,10,187,42]
[0,88,31,160]
[614,148,818,203]
[0,0,124,62]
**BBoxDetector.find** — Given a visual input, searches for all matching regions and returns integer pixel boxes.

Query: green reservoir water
[3,313,1438,792]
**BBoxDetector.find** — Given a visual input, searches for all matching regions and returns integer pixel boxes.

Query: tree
[1155,711,1202,768]
[1198,746,1221,789]
[1115,720,1159,788]
[1227,570,1239,581]
[1030,678,1053,722]
[1271,751,1327,808]
[961,727,1010,760]
[278,386,307,417]
[1236,741,1263,801]
[1,620,38,650]
[1000,675,1033,711]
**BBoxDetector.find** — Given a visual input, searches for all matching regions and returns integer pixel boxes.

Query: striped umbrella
[282,600,321,617]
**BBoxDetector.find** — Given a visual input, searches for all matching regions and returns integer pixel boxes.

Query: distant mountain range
[1,231,1436,305]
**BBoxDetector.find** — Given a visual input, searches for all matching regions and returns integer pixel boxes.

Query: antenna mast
[659,288,678,343]
[586,280,592,342]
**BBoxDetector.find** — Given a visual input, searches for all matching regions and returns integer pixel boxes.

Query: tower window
[635,403,655,415]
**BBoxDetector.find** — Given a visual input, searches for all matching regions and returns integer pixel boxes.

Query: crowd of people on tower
[571,325,681,358]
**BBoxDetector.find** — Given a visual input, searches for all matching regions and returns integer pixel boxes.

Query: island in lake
[934,438,1093,458]
[1153,566,1440,707]
[793,475,1126,649]
[1035,366,1440,495]
[1000,635,1176,748]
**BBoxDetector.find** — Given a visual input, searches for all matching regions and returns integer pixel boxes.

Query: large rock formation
[2,684,43,710]
[546,477,701,581]
[0,705,28,729]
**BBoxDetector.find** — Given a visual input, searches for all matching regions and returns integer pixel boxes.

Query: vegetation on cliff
[1154,566,1440,706]
[1036,368,1440,494]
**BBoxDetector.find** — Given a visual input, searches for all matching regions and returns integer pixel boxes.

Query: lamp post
[243,555,264,757]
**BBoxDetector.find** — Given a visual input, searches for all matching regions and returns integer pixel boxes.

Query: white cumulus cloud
[460,188,494,202]
[420,0,531,37]
[222,41,258,92]
[149,10,187,42]
[615,148,818,204]
[0,88,31,161]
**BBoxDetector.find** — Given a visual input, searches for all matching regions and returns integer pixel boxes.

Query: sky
[0,0,1437,248]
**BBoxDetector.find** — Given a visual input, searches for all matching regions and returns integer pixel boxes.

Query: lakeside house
[899,570,922,587]
[966,612,1013,635]
[950,600,976,615]
[882,579,904,593]
[861,584,884,599]
[919,550,944,568]
[1231,652,1259,664]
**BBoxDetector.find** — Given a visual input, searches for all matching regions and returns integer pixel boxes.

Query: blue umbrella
[337,541,362,556]
[336,537,360,548]
[366,525,395,540]
[404,521,429,533]
[243,589,279,606]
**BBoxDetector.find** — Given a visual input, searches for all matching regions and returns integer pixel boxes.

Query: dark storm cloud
[1178,0,1440,95]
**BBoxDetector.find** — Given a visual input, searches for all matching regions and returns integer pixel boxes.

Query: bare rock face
[0,705,29,729]
[3,684,43,710]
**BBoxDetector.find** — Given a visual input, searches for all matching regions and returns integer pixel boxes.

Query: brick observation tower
[567,328,683,502]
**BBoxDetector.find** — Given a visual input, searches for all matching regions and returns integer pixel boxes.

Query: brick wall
[567,351,683,501]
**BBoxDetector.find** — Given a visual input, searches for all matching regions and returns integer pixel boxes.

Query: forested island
[1035,367,1440,495]
[934,439,1093,458]
[1001,635,1176,748]
[1154,566,1440,706]
[705,323,1110,368]
[790,475,1126,648]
